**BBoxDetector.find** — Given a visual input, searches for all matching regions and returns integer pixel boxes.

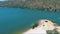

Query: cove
[0,8,60,34]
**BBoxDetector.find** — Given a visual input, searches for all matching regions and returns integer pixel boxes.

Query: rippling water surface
[0,8,60,34]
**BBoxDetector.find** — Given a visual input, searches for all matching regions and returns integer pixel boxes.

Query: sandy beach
[23,19,60,34]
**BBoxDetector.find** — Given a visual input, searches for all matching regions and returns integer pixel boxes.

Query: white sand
[23,26,47,34]
[22,19,60,34]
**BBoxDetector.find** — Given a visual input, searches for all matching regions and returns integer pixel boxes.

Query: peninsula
[23,19,60,34]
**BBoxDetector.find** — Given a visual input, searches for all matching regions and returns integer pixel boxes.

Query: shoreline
[0,7,60,12]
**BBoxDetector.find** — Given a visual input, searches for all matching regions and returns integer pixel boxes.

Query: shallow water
[0,8,60,34]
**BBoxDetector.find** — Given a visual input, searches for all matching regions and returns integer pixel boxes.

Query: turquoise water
[0,8,60,34]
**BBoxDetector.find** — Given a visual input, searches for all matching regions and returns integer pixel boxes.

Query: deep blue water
[0,8,60,34]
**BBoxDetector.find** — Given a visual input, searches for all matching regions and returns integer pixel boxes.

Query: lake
[0,8,60,34]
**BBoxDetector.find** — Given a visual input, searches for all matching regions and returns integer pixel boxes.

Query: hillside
[0,0,60,11]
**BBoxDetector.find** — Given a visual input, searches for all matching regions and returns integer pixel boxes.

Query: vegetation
[0,0,60,11]
[47,29,59,34]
